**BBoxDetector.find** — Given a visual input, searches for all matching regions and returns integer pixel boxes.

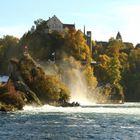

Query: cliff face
[0,54,71,111]
[18,55,70,104]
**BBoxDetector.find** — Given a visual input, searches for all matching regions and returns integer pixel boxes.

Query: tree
[0,35,19,74]
[63,29,91,62]
[34,19,44,28]
[106,39,125,57]
[107,57,121,84]
[123,48,140,101]
[94,54,111,84]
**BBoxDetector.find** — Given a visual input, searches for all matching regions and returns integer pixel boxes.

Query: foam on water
[23,103,140,115]
[2,103,140,140]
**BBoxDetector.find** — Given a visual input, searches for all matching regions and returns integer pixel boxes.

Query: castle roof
[46,15,63,24]
[47,15,75,29]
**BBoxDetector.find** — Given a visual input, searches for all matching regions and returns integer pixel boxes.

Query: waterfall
[38,58,95,105]
[67,69,94,105]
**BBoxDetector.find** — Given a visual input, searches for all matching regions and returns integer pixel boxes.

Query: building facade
[46,15,75,33]
[47,15,63,32]
[86,31,92,53]
[44,16,93,55]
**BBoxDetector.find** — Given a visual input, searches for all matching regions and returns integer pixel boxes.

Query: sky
[0,0,140,45]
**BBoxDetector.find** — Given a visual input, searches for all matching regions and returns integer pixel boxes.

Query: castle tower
[87,31,92,53]
[84,25,85,37]
[116,31,122,41]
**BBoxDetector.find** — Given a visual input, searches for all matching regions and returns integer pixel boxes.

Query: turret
[87,31,92,53]
[116,32,122,41]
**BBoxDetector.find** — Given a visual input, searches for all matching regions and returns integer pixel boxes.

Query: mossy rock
[0,91,25,110]
[14,81,42,106]
[31,75,70,103]
[18,55,70,104]
[0,104,17,112]
[0,84,8,94]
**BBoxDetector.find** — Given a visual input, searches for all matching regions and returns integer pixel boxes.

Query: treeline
[0,20,140,102]
[93,33,140,102]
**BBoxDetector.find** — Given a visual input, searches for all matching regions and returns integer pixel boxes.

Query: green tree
[94,54,111,84]
[107,57,121,84]
[123,48,140,101]
[0,35,19,74]
[106,39,125,57]
[63,29,91,62]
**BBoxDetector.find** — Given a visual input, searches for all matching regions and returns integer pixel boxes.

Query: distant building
[86,31,92,53]
[83,26,93,54]
[95,41,108,48]
[35,15,93,56]
[116,31,122,41]
[45,15,75,33]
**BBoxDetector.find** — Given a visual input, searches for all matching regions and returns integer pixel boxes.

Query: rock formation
[0,53,78,111]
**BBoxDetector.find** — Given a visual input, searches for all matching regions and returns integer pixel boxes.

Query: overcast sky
[0,0,140,45]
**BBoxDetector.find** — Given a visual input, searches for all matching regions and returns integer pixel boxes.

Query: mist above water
[39,58,95,105]
[23,103,140,115]
[67,69,94,105]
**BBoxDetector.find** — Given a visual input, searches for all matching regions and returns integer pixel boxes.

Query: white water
[23,103,140,115]
[2,102,140,140]
[68,69,94,105]
[39,58,96,106]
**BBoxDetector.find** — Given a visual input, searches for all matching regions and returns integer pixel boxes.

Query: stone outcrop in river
[0,54,78,111]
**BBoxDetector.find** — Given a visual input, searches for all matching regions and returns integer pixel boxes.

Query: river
[0,103,140,140]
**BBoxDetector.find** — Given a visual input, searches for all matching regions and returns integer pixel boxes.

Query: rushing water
[0,103,140,140]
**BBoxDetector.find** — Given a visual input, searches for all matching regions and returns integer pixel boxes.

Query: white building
[46,15,75,33]
[47,15,63,32]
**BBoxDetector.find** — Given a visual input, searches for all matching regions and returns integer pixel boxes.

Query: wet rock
[0,92,25,110]
[14,81,42,106]
[0,104,16,112]
[2,54,72,110]
[18,55,70,105]
[61,101,80,107]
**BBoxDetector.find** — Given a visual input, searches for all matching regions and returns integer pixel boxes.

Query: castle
[45,15,92,53]
[46,15,75,32]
